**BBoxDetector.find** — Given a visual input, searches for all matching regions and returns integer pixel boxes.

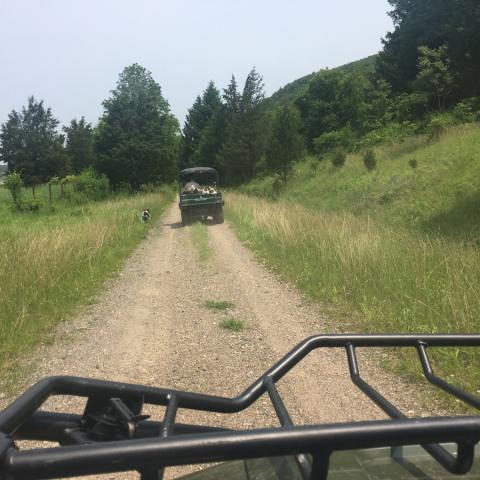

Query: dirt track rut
[1,201,444,479]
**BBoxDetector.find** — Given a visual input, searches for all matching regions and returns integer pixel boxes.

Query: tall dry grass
[0,192,173,371]
[226,193,480,387]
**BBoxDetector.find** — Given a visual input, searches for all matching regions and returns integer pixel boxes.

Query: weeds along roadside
[225,193,480,391]
[0,187,175,376]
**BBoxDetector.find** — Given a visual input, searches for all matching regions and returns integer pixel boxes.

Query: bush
[309,157,321,171]
[427,114,456,140]
[19,197,42,212]
[238,174,284,200]
[394,92,430,122]
[74,169,109,201]
[313,126,355,154]
[331,150,347,168]
[408,158,418,169]
[452,102,476,124]
[363,149,377,171]
[360,122,418,148]
[139,183,157,193]
[115,181,133,194]
[4,172,23,208]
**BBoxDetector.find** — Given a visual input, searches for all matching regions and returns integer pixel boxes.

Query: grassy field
[0,184,174,374]
[227,124,480,390]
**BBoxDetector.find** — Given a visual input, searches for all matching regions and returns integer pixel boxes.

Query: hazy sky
[0,0,393,128]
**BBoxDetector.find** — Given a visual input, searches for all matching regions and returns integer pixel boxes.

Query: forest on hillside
[1,0,480,194]
[180,0,480,185]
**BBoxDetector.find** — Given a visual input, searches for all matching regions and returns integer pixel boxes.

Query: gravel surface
[0,201,446,479]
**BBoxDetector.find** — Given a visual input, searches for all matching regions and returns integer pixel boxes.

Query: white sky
[0,0,393,128]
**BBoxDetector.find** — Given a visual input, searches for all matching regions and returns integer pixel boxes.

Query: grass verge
[0,187,175,376]
[225,193,480,392]
[219,317,245,332]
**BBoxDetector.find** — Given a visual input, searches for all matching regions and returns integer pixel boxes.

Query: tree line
[2,1,479,191]
[182,0,480,183]
[0,64,179,191]
[180,70,304,185]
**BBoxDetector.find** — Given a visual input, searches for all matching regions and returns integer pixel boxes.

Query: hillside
[229,125,480,390]
[240,124,480,241]
[266,55,377,110]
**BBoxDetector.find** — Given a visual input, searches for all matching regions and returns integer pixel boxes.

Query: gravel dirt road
[0,201,445,479]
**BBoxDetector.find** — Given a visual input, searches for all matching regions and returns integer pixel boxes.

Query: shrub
[463,97,480,121]
[74,168,109,201]
[394,92,430,122]
[408,158,418,169]
[331,150,347,168]
[309,157,321,171]
[313,126,355,154]
[239,174,284,200]
[360,122,418,148]
[139,183,156,193]
[115,181,133,194]
[427,113,456,140]
[4,172,23,208]
[452,102,476,123]
[60,175,76,197]
[19,197,42,212]
[363,149,377,171]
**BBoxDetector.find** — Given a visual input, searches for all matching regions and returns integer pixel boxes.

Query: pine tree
[181,96,204,169]
[223,75,240,115]
[63,117,96,173]
[266,106,304,183]
[180,81,223,169]
[218,69,268,184]
[0,96,68,185]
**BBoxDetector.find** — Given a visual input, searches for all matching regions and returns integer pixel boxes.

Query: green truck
[178,167,224,226]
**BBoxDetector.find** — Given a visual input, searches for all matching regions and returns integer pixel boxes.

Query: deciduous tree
[377,0,480,99]
[414,45,457,110]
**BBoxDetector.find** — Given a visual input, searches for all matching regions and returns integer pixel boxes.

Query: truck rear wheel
[181,210,190,226]
[215,207,224,224]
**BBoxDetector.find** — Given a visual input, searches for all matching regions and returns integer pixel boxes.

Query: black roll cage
[1,334,480,479]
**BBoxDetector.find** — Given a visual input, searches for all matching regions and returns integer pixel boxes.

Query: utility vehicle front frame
[1,334,480,479]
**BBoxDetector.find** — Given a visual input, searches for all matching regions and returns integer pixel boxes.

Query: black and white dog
[142,209,151,223]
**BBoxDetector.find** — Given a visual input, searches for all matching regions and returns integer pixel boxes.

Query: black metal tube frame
[0,334,479,480]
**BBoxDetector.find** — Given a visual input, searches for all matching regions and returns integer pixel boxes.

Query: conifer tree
[63,117,96,173]
[0,96,68,184]
[95,64,179,189]
[266,105,304,183]
[218,69,268,184]
[180,81,223,169]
